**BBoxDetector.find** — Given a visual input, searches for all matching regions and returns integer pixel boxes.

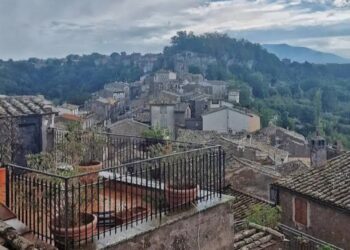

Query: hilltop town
[0,56,348,249]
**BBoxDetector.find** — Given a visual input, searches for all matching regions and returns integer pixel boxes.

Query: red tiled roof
[60,113,81,122]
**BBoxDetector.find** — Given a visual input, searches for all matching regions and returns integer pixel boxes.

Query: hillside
[0,53,151,104]
[163,32,350,146]
[1,31,350,146]
[263,44,350,64]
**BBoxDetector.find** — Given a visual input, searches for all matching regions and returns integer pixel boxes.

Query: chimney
[310,133,327,168]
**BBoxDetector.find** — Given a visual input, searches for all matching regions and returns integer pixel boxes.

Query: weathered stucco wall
[230,166,278,200]
[105,199,234,250]
[279,190,350,249]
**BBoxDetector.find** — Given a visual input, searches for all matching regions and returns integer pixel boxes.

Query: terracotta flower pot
[165,185,199,208]
[50,213,97,249]
[0,168,6,204]
[77,161,102,183]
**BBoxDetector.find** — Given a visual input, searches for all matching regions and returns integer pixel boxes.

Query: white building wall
[227,110,249,133]
[203,108,259,133]
[202,109,228,133]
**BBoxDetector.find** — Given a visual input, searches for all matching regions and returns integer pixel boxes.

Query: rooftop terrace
[2,129,225,249]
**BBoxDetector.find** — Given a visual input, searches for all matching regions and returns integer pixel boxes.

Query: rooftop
[274,151,350,211]
[202,106,258,118]
[60,102,79,110]
[58,113,82,122]
[233,222,285,250]
[226,188,273,221]
[3,129,224,249]
[0,95,55,118]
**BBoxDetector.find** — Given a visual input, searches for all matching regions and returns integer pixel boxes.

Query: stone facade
[150,103,175,138]
[310,135,327,168]
[278,190,350,249]
[228,161,279,200]
[100,197,234,250]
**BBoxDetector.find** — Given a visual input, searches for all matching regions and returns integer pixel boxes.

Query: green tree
[247,204,281,228]
[278,111,290,129]
[239,86,252,107]
[188,65,201,74]
[314,89,322,130]
[321,87,337,112]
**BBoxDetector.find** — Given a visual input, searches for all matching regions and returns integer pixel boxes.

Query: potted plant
[56,123,104,183]
[26,152,98,249]
[49,186,98,249]
[0,117,21,203]
[164,157,199,208]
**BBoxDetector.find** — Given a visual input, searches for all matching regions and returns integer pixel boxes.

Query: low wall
[99,196,234,250]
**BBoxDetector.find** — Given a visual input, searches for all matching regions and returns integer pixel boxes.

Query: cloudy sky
[1,0,350,60]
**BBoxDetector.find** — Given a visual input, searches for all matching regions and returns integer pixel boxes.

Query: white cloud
[0,0,349,59]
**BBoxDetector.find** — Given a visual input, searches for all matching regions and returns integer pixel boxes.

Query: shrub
[246,204,281,228]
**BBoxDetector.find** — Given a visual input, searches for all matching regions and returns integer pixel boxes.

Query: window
[294,197,308,226]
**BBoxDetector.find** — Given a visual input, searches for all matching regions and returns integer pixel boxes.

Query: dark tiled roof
[0,95,55,117]
[274,151,350,211]
[225,188,273,221]
[134,111,150,124]
[233,222,284,250]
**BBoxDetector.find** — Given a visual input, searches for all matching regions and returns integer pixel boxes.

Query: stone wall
[279,190,350,249]
[105,198,234,250]
[228,164,279,200]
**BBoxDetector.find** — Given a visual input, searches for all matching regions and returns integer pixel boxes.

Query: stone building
[258,125,310,158]
[271,152,350,249]
[0,95,56,166]
[228,90,240,103]
[153,70,177,83]
[199,80,228,99]
[85,96,117,125]
[57,102,79,115]
[150,100,175,138]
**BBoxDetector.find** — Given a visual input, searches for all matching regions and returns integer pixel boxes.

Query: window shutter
[295,197,308,226]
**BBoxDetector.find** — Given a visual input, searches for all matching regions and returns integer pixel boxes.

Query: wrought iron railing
[4,130,225,249]
[280,224,343,250]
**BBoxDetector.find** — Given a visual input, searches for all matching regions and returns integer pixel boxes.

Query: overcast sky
[1,0,350,60]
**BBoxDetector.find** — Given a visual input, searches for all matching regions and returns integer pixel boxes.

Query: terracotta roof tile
[0,95,55,117]
[233,222,284,250]
[225,188,273,221]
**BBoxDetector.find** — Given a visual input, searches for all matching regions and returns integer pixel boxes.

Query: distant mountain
[262,43,350,64]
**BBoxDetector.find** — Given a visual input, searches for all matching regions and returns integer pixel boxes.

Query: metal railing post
[5,165,10,207]
[64,178,69,250]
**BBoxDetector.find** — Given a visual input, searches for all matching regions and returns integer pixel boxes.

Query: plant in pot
[56,123,105,183]
[164,157,199,209]
[50,179,98,250]
[26,152,98,249]
[142,126,171,151]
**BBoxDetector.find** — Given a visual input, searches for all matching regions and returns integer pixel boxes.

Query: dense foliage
[247,204,281,228]
[0,53,144,104]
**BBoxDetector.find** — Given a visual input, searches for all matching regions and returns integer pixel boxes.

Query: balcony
[2,129,225,249]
